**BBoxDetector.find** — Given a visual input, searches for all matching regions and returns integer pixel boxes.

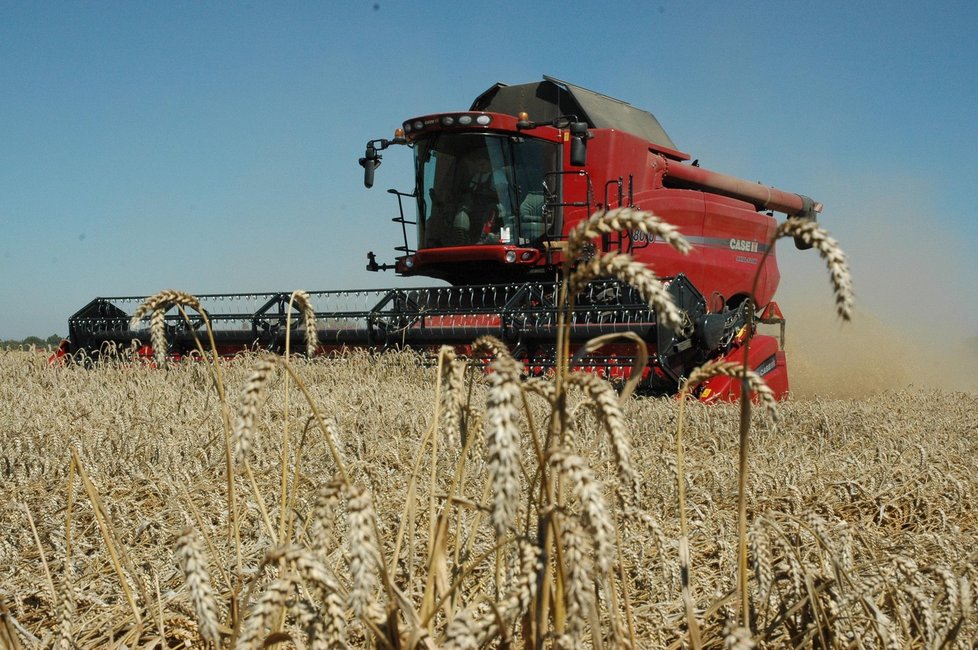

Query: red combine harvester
[60,77,821,400]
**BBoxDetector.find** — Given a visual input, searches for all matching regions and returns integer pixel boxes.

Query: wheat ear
[551,450,616,575]
[471,334,512,361]
[129,289,204,326]
[473,542,543,645]
[289,290,319,356]
[308,477,346,551]
[484,352,523,538]
[774,218,853,321]
[438,346,466,446]
[566,372,639,505]
[232,357,278,465]
[265,545,346,646]
[683,360,779,422]
[52,567,75,650]
[444,607,480,650]
[748,517,774,603]
[567,207,691,260]
[175,527,221,646]
[570,253,686,334]
[346,484,383,621]
[558,518,594,648]
[130,289,205,365]
[237,576,294,650]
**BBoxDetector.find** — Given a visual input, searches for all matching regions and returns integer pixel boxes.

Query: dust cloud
[773,259,978,399]
[774,298,978,399]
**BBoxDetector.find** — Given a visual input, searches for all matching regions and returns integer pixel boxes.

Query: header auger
[58,76,824,401]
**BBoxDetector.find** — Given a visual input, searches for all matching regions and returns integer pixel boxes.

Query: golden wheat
[1,350,977,646]
[482,350,523,539]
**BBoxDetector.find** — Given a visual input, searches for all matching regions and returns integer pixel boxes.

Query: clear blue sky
[2,1,976,341]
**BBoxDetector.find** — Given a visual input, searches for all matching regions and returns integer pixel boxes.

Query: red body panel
[696,334,789,402]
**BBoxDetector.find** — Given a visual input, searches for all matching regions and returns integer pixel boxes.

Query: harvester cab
[360,108,569,284]
[60,76,823,401]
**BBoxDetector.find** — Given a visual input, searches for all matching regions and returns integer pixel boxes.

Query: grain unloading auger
[59,76,823,401]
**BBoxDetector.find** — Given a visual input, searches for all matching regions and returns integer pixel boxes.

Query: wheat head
[289,290,319,356]
[683,360,778,422]
[232,357,278,465]
[774,218,853,321]
[570,253,686,334]
[567,207,691,261]
[175,526,221,646]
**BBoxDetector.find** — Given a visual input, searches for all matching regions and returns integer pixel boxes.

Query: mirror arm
[359,137,408,188]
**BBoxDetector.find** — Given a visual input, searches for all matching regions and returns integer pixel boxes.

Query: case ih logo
[729,238,759,253]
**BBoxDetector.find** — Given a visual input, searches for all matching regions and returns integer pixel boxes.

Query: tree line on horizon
[1,334,63,349]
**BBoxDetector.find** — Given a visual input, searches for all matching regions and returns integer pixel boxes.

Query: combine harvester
[58,76,822,401]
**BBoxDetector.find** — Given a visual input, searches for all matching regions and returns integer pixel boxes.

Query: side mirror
[359,143,381,188]
[569,121,589,167]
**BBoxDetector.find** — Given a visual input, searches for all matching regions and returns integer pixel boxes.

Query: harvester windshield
[415,133,558,249]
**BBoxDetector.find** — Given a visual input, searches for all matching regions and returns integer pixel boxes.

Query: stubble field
[1,343,976,648]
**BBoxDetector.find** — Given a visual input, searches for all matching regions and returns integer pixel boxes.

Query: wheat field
[1,213,976,648]
[1,346,976,648]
